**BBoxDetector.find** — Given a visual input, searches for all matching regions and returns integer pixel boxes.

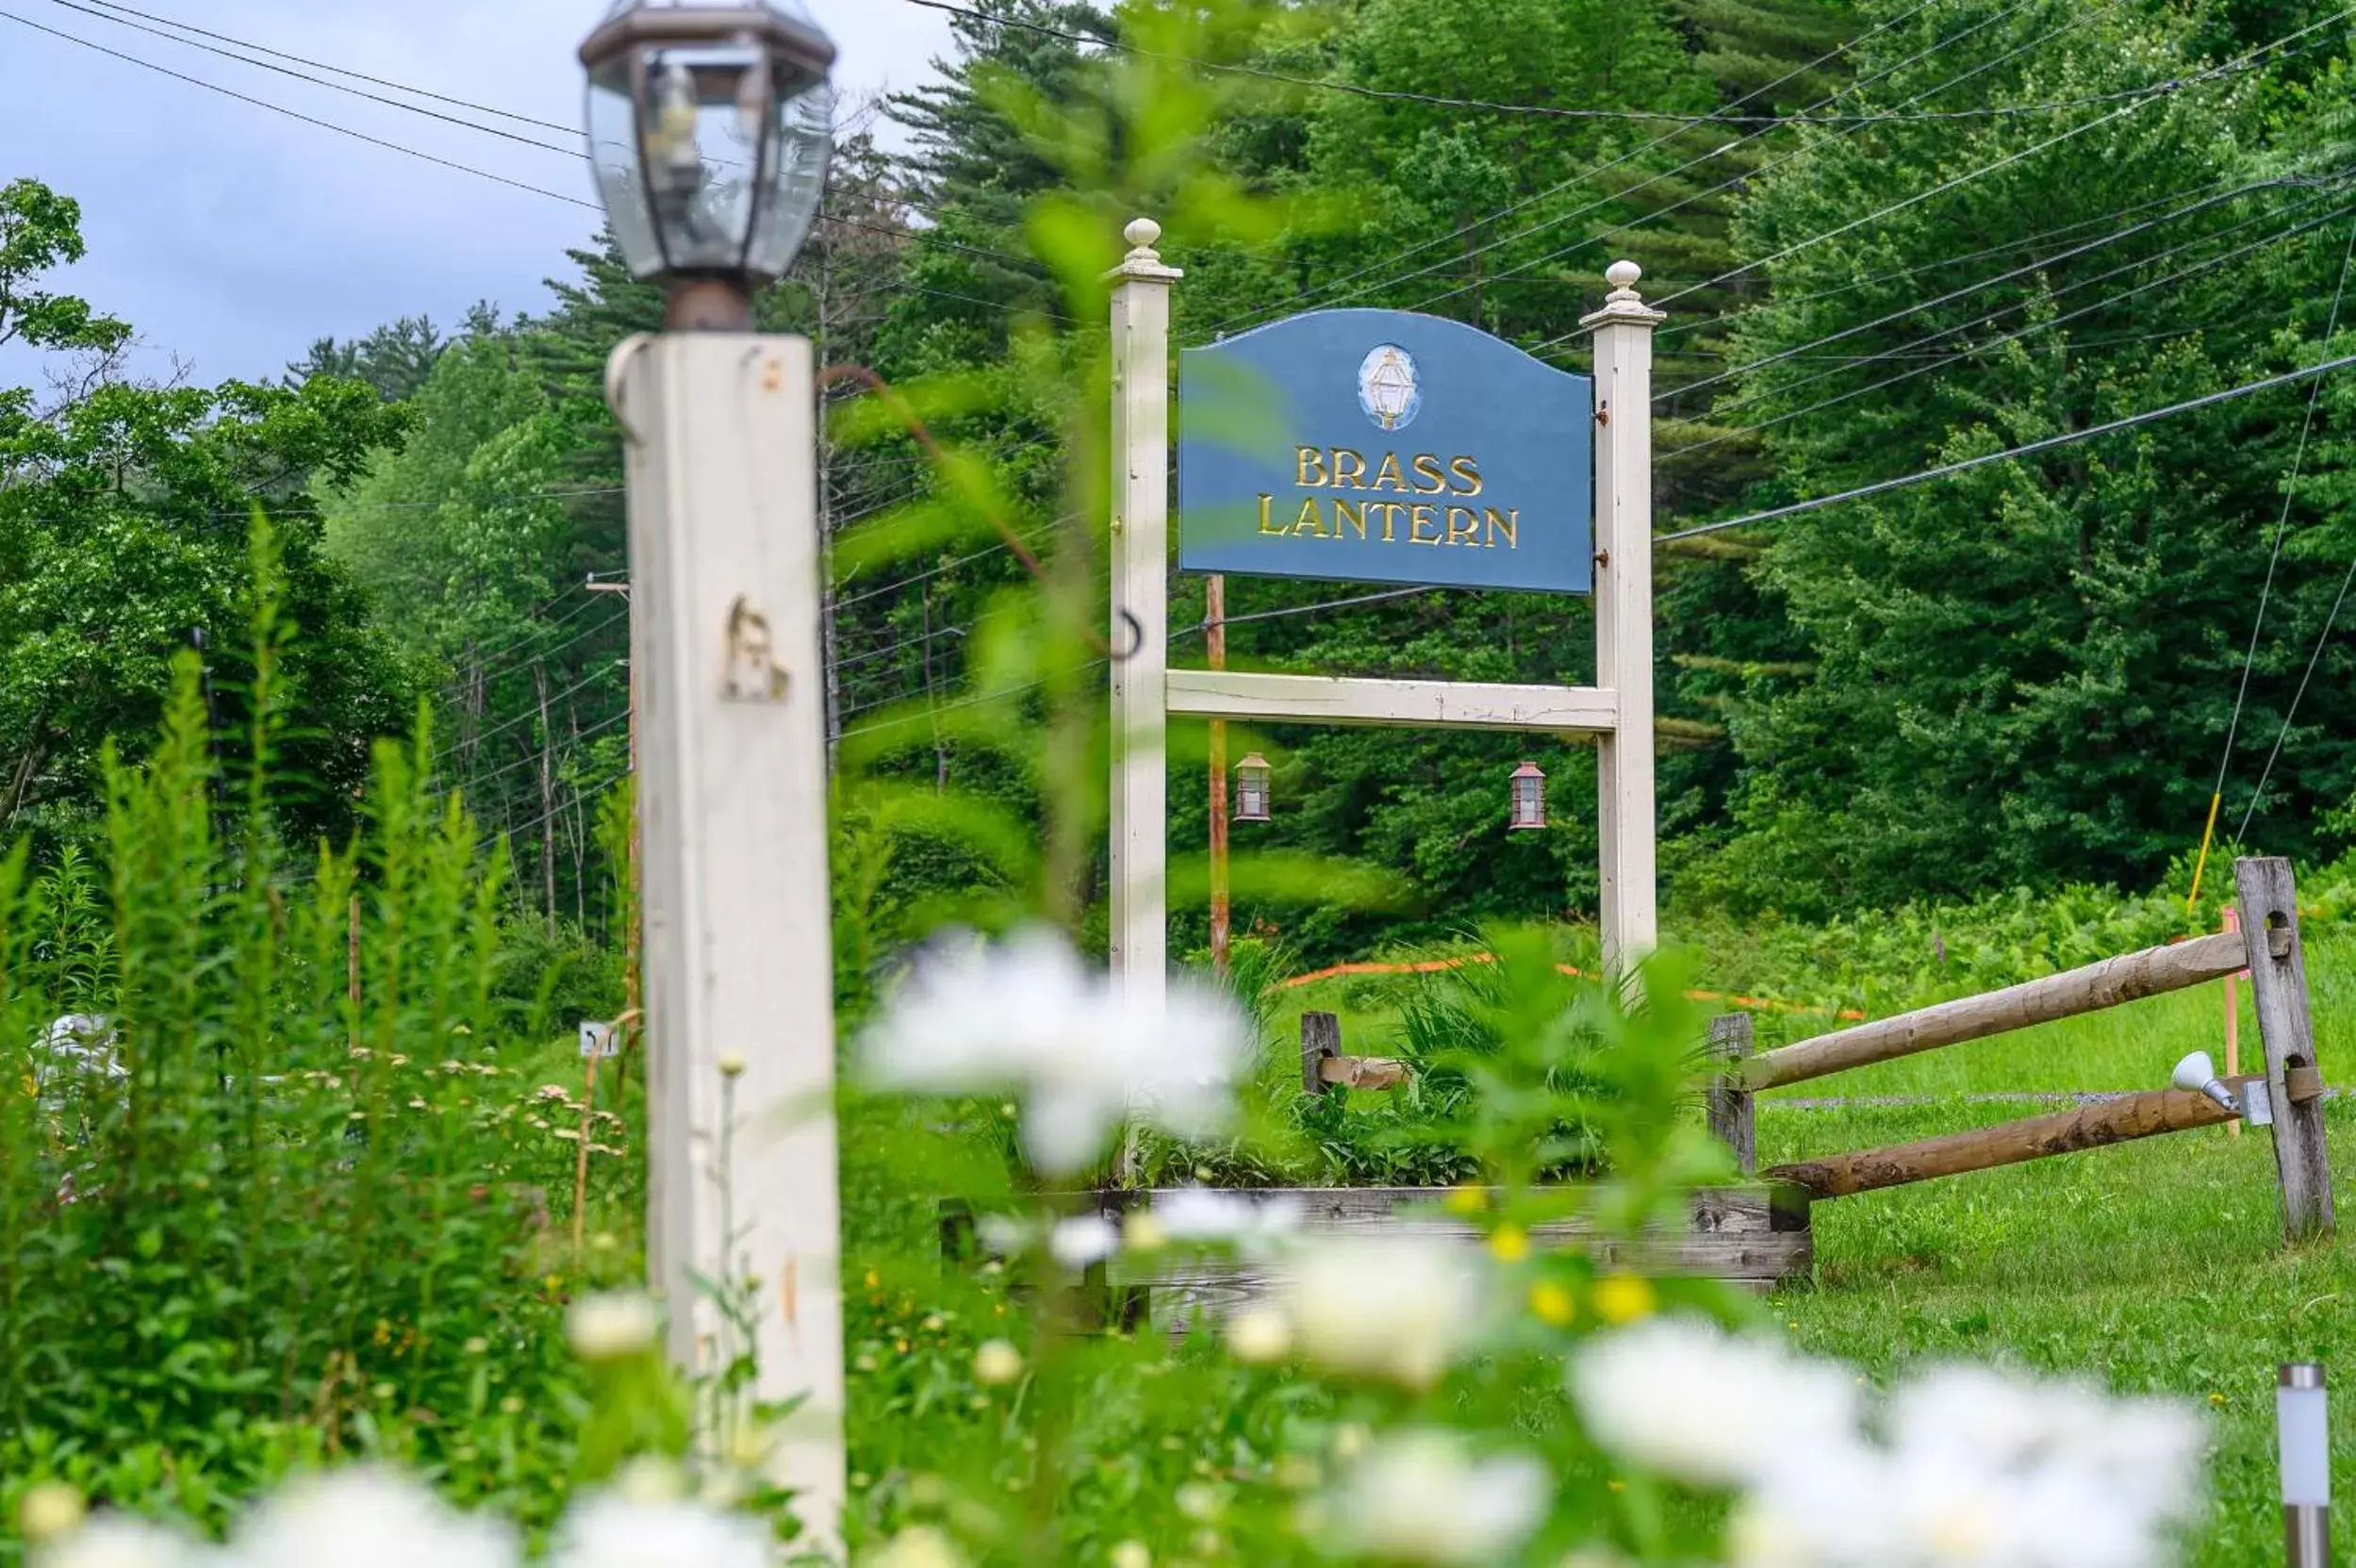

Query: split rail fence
[1710,856,2335,1246]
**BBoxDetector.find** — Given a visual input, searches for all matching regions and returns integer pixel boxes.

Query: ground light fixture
[1508,760,1547,832]
[1233,753,1272,823]
[2280,1362,2330,1567]
[2171,1049,2241,1114]
[581,0,837,330]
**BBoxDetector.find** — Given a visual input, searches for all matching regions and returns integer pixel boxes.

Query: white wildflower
[1156,1187,1302,1249]
[861,928,1251,1174]
[973,1339,1024,1386]
[19,1484,86,1543]
[1226,1307,1293,1365]
[1573,1316,1858,1489]
[549,1494,771,1568]
[234,1467,515,1568]
[1276,1238,1482,1387]
[867,1527,964,1568]
[32,1517,197,1568]
[566,1292,661,1362]
[1050,1214,1121,1270]
[1726,1362,2206,1568]
[1326,1429,1548,1566]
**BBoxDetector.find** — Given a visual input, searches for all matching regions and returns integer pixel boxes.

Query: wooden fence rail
[1718,856,2334,1247]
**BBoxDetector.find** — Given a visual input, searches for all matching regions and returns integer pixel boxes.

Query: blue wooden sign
[1178,309,1593,594]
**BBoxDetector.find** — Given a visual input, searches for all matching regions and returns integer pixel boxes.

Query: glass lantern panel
[745,75,834,280]
[587,67,664,279]
[637,44,766,273]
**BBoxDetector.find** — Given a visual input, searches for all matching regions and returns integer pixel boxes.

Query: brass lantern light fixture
[1508,760,1547,832]
[581,0,837,331]
[1234,753,1273,823]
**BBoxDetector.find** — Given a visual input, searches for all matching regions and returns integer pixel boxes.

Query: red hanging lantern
[1234,752,1273,823]
[1508,760,1547,832]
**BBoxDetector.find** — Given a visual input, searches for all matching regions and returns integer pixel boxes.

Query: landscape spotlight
[2171,1049,2241,1114]
[581,0,837,330]
[1233,753,1272,824]
[1508,761,1547,832]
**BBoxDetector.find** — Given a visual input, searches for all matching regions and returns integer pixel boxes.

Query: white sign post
[610,332,846,1545]
[1109,222,1661,985]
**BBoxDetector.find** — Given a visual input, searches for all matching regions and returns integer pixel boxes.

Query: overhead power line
[898,0,2238,129]
[35,0,580,157]
[1656,348,2356,545]
[0,8,601,210]
[66,0,576,133]
[2216,213,2356,848]
[1672,188,2356,456]
[1642,5,2356,315]
[1403,0,2134,328]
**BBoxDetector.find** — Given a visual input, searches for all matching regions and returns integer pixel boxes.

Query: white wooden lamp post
[581,0,847,1543]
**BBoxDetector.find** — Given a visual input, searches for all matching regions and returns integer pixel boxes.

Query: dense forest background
[10,0,2356,964]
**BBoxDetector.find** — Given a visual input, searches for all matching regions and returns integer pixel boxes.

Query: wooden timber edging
[1078,1185,1811,1319]
[1733,930,2249,1093]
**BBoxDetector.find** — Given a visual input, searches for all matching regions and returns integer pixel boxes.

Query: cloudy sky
[0,0,954,386]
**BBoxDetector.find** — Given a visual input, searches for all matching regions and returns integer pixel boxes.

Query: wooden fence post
[1302,1012,1342,1098]
[1707,1014,1756,1177]
[2233,856,2335,1244]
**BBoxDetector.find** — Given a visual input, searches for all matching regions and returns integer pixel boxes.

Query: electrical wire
[64,0,578,133]
[2213,215,2356,848]
[1674,180,2356,448]
[1643,6,2356,315]
[1671,188,2356,458]
[0,8,602,210]
[34,0,582,157]
[1655,346,2356,545]
[898,0,2239,129]
[1406,0,2139,328]
[1662,170,2322,404]
[1191,0,1952,338]
[1170,585,1433,638]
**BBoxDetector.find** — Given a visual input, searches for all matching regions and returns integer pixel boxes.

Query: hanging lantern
[1234,753,1273,823]
[1508,761,1547,832]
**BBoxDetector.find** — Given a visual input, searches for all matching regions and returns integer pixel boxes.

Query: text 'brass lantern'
[1234,753,1273,823]
[581,0,837,330]
[1508,761,1547,832]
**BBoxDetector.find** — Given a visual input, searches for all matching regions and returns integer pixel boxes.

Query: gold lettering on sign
[1445,506,1481,546]
[1293,496,1328,537]
[1297,448,1327,487]
[1335,499,1368,541]
[1257,495,1286,536]
[1373,502,1404,542]
[1373,454,1410,493]
[1411,454,1448,494]
[1485,508,1519,549]
[1409,503,1442,545]
[1450,456,1484,497]
[1332,449,1369,490]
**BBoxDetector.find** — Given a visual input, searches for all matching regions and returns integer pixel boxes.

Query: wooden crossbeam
[1167,669,1617,734]
[1768,1082,2249,1199]
[1735,932,2249,1093]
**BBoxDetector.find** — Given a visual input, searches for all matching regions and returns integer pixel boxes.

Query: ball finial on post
[1606,259,1643,299]
[1125,217,1163,254]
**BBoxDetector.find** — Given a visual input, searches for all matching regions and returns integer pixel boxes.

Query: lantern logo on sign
[1358,344,1422,432]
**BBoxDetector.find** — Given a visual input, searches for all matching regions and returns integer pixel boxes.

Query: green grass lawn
[1255,928,2356,1562]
